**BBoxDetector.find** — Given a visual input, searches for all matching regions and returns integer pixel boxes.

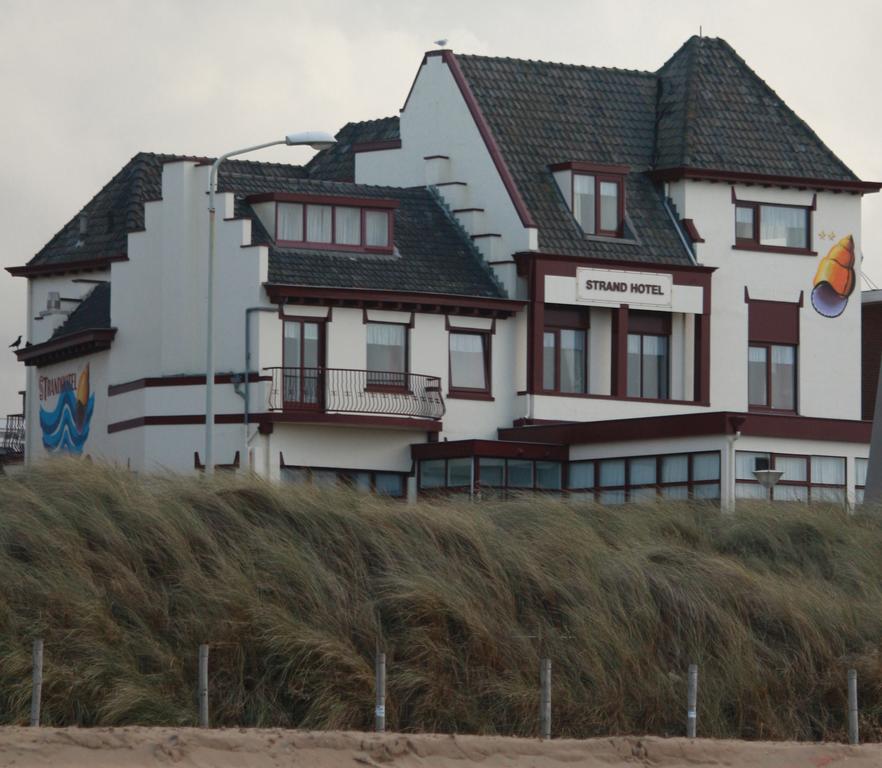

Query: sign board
[576,268,673,310]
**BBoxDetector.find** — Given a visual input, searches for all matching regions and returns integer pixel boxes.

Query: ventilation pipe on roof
[78,214,88,237]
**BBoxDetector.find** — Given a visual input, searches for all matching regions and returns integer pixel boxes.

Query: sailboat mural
[39,364,95,453]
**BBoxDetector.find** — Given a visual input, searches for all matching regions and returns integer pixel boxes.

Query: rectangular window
[734,201,811,251]
[856,457,868,505]
[335,206,361,245]
[627,334,669,399]
[599,180,619,233]
[449,332,489,393]
[447,458,473,488]
[366,323,407,387]
[748,343,796,411]
[282,465,406,498]
[277,202,304,241]
[365,210,390,247]
[275,200,394,251]
[573,174,595,234]
[542,306,589,394]
[735,451,846,502]
[283,320,323,408]
[479,457,505,488]
[573,173,622,237]
[508,459,534,488]
[306,204,333,243]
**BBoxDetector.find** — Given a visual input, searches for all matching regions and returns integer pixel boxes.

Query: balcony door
[283,320,324,410]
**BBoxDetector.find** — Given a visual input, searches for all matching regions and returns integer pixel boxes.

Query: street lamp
[204,131,336,473]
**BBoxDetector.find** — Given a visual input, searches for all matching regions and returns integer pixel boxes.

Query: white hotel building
[9,37,880,505]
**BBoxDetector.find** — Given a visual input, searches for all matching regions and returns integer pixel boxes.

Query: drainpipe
[244,306,279,472]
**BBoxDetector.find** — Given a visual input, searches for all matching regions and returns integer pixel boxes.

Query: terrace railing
[1,414,24,456]
[264,367,445,420]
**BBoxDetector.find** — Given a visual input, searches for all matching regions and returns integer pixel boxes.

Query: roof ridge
[456,52,656,77]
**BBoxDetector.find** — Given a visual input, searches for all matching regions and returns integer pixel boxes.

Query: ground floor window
[418,456,563,496]
[855,457,868,504]
[735,451,846,502]
[567,451,720,502]
[281,465,406,497]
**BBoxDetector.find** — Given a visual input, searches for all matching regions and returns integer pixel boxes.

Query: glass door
[283,321,323,410]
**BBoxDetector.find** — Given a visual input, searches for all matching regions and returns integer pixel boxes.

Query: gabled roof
[248,179,506,299]
[654,36,857,180]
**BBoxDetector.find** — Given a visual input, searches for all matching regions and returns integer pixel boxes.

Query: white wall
[681,181,863,419]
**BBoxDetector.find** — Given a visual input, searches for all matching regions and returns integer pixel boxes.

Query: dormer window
[550,162,627,238]
[248,193,397,253]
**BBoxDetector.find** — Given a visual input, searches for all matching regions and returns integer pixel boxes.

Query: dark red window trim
[571,171,625,237]
[732,189,816,255]
[274,200,394,254]
[748,342,798,414]
[735,450,847,502]
[280,461,408,498]
[366,320,410,391]
[447,329,493,399]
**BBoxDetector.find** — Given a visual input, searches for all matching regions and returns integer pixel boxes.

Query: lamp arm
[208,139,286,211]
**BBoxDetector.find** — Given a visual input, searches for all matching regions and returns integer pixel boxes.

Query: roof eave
[651,166,881,194]
[16,328,117,367]
[6,254,127,279]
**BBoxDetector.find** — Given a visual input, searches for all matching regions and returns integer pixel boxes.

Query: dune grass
[0,458,880,740]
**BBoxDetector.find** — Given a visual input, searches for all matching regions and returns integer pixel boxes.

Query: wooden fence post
[687,663,698,738]
[198,644,209,728]
[539,657,551,740]
[29,639,43,727]
[375,651,386,733]
[848,668,859,745]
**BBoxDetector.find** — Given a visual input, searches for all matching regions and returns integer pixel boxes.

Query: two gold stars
[818,230,837,241]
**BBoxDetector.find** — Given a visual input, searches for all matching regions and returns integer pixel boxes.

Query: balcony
[264,367,445,421]
[1,414,24,459]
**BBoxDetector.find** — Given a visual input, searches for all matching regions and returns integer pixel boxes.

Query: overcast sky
[1,0,880,415]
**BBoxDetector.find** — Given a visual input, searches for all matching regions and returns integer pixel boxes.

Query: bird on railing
[9,336,21,350]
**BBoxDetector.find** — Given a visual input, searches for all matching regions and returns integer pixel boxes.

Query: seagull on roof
[9,335,21,350]
[434,39,448,48]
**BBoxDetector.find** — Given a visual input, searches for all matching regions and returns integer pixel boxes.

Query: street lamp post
[204,131,335,473]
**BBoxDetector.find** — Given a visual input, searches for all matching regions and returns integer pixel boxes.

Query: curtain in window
[629,457,656,485]
[536,461,562,490]
[336,207,361,245]
[856,458,868,486]
[447,458,472,488]
[642,335,669,399]
[774,455,807,481]
[559,329,586,393]
[365,210,389,247]
[450,333,487,389]
[573,174,595,233]
[419,459,445,488]
[735,206,754,239]
[626,335,642,397]
[812,487,845,504]
[661,454,689,483]
[662,485,690,499]
[599,181,619,231]
[770,345,796,410]
[375,473,404,497]
[479,458,505,487]
[811,456,845,485]
[736,482,768,499]
[692,452,721,481]
[760,205,807,248]
[507,459,533,488]
[367,324,406,371]
[277,203,303,241]
[736,451,770,480]
[693,484,721,500]
[599,459,626,487]
[543,332,556,390]
[568,461,594,489]
[773,484,808,502]
[306,204,332,243]
[748,346,768,405]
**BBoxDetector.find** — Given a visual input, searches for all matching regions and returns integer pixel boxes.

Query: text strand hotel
[10,37,880,505]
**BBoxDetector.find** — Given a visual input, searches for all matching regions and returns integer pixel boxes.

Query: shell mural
[39,364,94,454]
[811,235,856,318]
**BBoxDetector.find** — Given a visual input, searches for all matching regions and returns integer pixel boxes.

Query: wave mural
[40,365,94,454]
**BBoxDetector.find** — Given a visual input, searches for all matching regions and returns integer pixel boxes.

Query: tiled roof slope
[250,179,505,298]
[51,281,111,339]
[305,117,400,181]
[456,55,692,265]
[655,37,857,179]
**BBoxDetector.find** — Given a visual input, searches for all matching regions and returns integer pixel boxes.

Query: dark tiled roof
[456,37,861,265]
[253,179,505,298]
[456,54,692,265]
[655,37,857,180]
[51,281,111,339]
[305,117,400,181]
